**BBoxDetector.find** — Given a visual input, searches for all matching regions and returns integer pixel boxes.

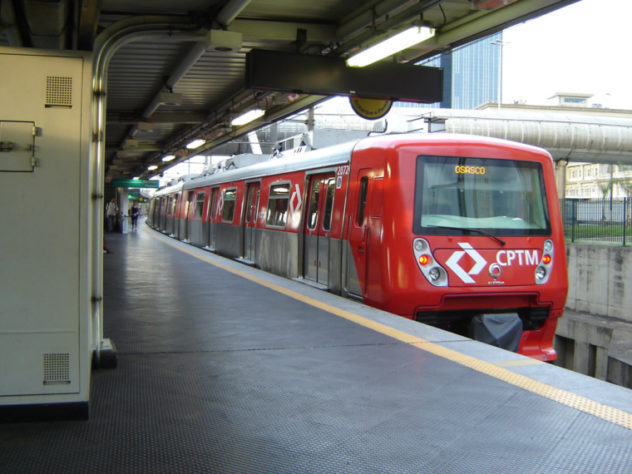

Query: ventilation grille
[43,353,71,385]
[45,76,72,108]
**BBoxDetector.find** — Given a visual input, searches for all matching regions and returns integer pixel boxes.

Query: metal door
[242,182,260,262]
[170,195,179,236]
[347,169,371,296]
[303,174,335,286]
[207,187,219,250]
[184,192,194,241]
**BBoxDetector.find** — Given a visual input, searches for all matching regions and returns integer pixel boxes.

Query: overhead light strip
[186,139,206,149]
[346,26,435,67]
[231,108,265,127]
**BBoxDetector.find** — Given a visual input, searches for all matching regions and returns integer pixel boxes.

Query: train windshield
[413,155,551,236]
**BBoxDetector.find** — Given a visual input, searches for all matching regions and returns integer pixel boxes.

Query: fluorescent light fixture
[162,154,175,162]
[346,26,435,67]
[231,108,265,127]
[147,165,158,171]
[186,139,206,149]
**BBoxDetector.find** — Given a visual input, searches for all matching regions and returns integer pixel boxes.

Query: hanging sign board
[112,179,160,189]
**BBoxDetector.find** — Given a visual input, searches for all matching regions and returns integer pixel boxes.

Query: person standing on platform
[106,198,118,233]
[131,203,139,231]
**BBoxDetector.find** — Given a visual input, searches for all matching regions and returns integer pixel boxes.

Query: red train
[148,133,568,361]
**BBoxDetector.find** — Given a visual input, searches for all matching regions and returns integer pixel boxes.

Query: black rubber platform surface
[1,226,631,473]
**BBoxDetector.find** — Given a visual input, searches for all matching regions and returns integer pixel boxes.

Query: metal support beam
[78,0,100,50]
[228,19,336,45]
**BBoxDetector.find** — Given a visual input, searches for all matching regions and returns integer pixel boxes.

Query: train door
[207,187,220,250]
[303,173,335,286]
[241,182,260,262]
[170,195,179,236]
[161,197,168,231]
[348,169,371,296]
[183,192,194,241]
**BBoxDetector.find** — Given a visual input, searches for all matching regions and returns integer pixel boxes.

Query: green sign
[112,179,160,189]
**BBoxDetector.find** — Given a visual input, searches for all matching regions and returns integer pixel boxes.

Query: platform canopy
[0,0,579,181]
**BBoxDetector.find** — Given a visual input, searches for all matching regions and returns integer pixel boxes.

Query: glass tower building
[415,31,502,109]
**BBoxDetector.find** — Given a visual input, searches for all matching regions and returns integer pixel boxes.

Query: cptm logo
[446,243,539,284]
[446,243,486,284]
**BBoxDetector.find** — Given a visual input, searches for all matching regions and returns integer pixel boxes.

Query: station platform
[1,225,631,472]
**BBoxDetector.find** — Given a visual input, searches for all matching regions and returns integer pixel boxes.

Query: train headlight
[414,239,427,252]
[429,267,441,282]
[413,238,448,287]
[535,239,554,285]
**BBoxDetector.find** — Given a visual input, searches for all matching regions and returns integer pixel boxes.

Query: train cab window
[357,177,368,226]
[195,192,206,220]
[414,155,551,236]
[322,178,335,231]
[266,183,290,228]
[222,188,237,222]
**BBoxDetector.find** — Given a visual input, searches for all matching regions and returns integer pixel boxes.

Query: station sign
[349,97,393,120]
[112,179,159,189]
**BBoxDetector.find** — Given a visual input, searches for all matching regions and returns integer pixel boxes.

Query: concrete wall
[556,243,632,388]
[565,244,632,322]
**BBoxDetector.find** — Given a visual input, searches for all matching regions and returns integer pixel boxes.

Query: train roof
[153,133,552,196]
[180,140,357,191]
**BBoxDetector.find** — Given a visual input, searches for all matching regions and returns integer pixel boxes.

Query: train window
[357,177,368,226]
[169,196,177,216]
[266,183,290,228]
[208,188,219,221]
[413,155,551,236]
[222,188,237,222]
[195,192,206,220]
[245,185,258,223]
[185,193,194,219]
[322,178,335,231]
[306,179,322,230]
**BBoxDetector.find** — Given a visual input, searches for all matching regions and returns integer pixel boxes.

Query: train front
[385,136,568,361]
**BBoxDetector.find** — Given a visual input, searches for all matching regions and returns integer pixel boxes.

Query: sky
[503,0,632,108]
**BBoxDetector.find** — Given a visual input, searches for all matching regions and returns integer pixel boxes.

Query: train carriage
[148,134,568,361]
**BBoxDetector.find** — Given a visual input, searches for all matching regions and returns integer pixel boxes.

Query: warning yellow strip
[151,231,632,431]
[494,359,542,367]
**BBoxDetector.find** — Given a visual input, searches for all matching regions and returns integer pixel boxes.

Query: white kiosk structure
[0,47,97,419]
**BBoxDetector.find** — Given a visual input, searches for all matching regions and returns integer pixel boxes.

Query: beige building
[566,162,632,199]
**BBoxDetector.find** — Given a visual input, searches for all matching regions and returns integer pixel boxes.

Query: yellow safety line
[149,231,632,431]
[494,359,542,367]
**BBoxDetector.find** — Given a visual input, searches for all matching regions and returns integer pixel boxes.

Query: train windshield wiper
[431,225,506,246]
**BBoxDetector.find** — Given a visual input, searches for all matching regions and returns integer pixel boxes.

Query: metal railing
[564,198,632,245]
